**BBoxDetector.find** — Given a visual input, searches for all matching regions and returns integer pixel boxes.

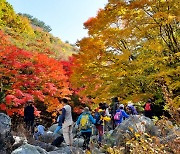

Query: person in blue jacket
[114,104,129,126]
[76,107,96,150]
[53,110,62,135]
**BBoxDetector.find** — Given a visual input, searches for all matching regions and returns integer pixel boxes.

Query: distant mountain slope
[0,0,78,60]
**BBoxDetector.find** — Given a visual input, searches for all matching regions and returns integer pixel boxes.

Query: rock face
[0,113,15,154]
[11,143,48,154]
[105,115,160,146]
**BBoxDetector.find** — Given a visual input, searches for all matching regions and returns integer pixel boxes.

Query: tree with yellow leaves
[71,0,179,122]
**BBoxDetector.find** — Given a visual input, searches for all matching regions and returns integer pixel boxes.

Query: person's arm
[61,108,66,123]
[122,110,129,118]
[89,114,96,124]
[24,107,27,117]
[57,115,60,122]
[76,114,82,125]
[58,115,63,127]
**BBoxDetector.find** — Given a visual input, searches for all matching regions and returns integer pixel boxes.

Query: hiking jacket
[76,112,96,133]
[62,105,73,128]
[114,109,129,125]
[24,105,34,121]
[128,105,138,115]
[57,114,62,127]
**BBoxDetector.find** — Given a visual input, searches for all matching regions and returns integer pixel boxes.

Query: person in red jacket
[144,99,153,119]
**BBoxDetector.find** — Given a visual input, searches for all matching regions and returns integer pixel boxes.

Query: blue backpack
[94,112,102,125]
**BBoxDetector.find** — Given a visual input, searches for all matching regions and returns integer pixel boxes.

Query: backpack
[94,112,102,125]
[145,103,151,111]
[114,111,122,120]
[79,114,91,130]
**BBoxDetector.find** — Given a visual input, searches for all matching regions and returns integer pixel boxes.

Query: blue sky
[7,0,108,44]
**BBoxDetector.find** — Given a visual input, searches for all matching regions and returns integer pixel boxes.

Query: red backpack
[145,103,151,111]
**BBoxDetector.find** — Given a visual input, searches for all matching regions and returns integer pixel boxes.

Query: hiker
[104,103,111,117]
[76,107,96,150]
[94,104,106,145]
[144,99,153,119]
[103,103,111,131]
[127,102,138,115]
[110,97,119,129]
[114,104,129,126]
[53,109,62,135]
[34,123,45,140]
[24,100,35,134]
[61,98,73,147]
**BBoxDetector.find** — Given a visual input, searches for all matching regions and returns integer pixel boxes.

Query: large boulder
[11,143,48,154]
[48,124,62,135]
[73,137,84,148]
[0,113,15,153]
[38,131,60,144]
[28,139,57,152]
[105,115,160,146]
[0,113,11,135]
[12,136,27,151]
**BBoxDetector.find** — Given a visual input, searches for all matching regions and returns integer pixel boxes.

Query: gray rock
[160,127,180,144]
[11,143,48,154]
[0,113,15,153]
[39,131,60,144]
[12,136,27,151]
[48,124,62,135]
[73,137,84,147]
[48,146,84,154]
[28,139,57,152]
[105,115,160,146]
[0,113,11,135]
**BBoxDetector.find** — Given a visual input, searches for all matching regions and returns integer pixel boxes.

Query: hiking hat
[119,104,124,109]
[127,101,133,107]
[27,100,34,104]
[84,107,89,112]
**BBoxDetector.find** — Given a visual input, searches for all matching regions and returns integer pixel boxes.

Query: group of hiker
[24,97,154,150]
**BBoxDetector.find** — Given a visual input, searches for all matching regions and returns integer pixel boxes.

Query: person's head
[119,104,124,109]
[61,98,69,105]
[83,107,89,113]
[127,101,133,107]
[99,103,103,108]
[27,100,33,106]
[147,99,152,103]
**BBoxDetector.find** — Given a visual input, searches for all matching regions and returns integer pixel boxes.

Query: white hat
[119,104,124,108]
[127,101,133,106]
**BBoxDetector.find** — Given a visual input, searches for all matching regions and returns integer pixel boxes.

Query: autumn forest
[0,0,180,153]
[1,0,179,119]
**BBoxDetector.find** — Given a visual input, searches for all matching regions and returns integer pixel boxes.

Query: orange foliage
[0,31,72,116]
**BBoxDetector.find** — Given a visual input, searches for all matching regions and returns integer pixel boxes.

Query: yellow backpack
[79,114,91,130]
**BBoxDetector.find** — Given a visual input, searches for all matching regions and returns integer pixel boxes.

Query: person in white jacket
[61,98,73,146]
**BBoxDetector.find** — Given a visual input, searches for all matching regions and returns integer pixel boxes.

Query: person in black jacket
[24,100,35,134]
[110,97,119,129]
